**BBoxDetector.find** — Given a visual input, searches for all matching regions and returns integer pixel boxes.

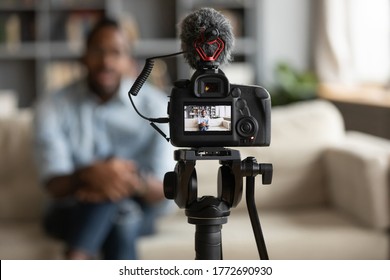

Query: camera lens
[237,117,258,138]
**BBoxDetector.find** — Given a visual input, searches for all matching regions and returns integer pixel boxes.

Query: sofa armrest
[324,131,390,229]
[222,120,231,130]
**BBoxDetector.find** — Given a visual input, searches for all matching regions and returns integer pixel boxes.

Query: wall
[260,0,313,86]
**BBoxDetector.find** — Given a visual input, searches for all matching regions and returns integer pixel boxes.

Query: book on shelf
[4,14,21,50]
[0,12,35,50]
[65,10,102,49]
[49,10,103,48]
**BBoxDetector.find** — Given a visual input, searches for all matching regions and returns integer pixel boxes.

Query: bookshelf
[0,0,262,108]
[0,0,118,107]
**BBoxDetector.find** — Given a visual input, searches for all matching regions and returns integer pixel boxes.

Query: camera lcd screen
[184,105,232,132]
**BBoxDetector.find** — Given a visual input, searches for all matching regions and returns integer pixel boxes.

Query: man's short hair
[86,17,121,49]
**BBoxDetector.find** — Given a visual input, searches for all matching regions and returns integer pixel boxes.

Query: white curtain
[315,0,390,85]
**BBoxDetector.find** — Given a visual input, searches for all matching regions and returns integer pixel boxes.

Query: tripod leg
[246,176,269,260]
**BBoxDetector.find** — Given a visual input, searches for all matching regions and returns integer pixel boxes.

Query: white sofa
[0,100,389,259]
[184,117,231,131]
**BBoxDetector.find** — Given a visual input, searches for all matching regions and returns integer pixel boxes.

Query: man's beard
[87,71,121,102]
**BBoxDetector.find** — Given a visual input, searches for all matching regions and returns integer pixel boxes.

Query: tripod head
[163,147,273,260]
[164,147,243,209]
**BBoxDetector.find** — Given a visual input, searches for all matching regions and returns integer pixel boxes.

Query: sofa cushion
[325,131,390,229]
[0,111,46,220]
[195,100,346,210]
[241,100,345,209]
[0,221,63,259]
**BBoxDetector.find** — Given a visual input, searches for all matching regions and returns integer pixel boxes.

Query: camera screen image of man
[197,109,210,131]
[33,18,173,260]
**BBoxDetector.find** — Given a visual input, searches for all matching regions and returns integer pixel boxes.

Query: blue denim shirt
[33,78,174,182]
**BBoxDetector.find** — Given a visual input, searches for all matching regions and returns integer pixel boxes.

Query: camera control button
[231,87,241,98]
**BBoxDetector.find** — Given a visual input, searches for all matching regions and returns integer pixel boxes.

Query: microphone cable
[127,51,184,140]
[128,51,184,97]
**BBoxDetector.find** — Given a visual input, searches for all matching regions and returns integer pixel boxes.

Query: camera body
[168,69,271,147]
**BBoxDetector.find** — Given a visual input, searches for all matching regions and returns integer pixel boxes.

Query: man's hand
[45,157,165,204]
[75,158,141,203]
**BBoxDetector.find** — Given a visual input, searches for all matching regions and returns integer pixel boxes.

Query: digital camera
[168,68,271,148]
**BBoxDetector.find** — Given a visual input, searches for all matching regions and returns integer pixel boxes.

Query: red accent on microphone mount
[194,28,225,62]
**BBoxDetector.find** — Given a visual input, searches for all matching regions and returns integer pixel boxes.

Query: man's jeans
[44,198,170,259]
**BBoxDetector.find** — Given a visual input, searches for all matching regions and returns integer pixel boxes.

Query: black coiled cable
[127,51,184,126]
[128,58,155,97]
[128,52,184,97]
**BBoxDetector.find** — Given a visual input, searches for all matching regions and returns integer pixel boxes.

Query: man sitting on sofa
[33,18,173,259]
[198,109,210,131]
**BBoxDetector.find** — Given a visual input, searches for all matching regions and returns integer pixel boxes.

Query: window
[315,0,390,85]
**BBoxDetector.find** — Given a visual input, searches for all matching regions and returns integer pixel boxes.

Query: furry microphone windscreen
[179,7,235,69]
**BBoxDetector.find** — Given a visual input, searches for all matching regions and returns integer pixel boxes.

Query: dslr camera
[129,8,271,149]
[168,67,271,148]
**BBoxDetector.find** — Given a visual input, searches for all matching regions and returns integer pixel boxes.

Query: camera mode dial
[236,117,258,139]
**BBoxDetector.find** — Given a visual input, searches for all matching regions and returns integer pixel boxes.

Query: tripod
[164,147,273,260]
